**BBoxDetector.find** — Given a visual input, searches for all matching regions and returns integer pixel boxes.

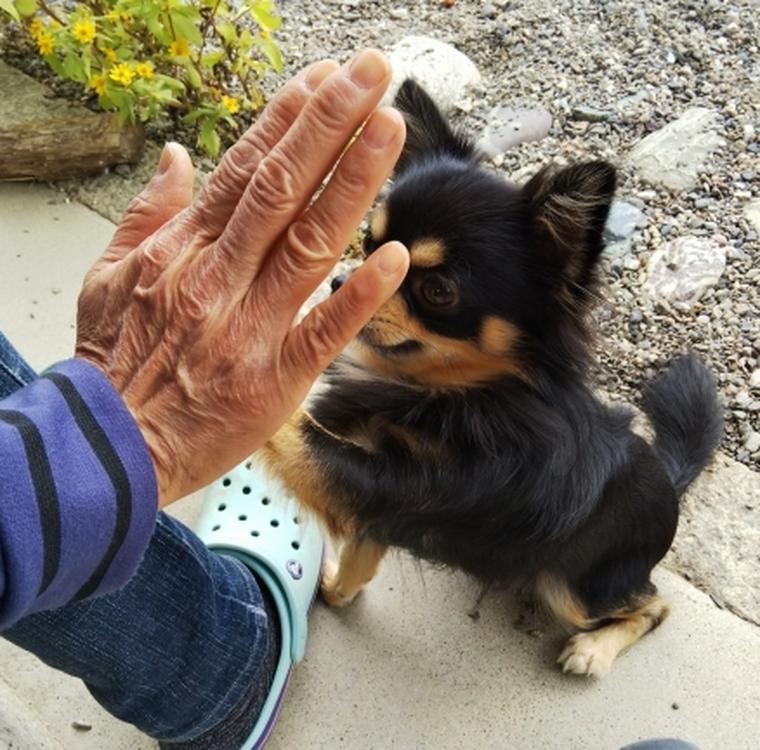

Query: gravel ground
[2,0,758,466]
[275,0,760,469]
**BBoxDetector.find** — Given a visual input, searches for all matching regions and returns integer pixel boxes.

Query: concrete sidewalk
[1,182,759,749]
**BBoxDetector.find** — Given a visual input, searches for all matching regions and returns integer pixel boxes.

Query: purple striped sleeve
[0,358,157,629]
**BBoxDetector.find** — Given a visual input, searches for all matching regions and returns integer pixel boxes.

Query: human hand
[75,49,408,507]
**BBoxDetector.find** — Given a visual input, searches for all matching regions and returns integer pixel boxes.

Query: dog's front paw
[320,559,359,608]
[557,632,615,678]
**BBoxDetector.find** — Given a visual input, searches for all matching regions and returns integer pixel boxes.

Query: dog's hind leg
[557,592,670,678]
[535,572,670,678]
[321,536,387,608]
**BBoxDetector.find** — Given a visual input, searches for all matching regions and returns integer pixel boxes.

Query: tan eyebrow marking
[370,205,388,239]
[479,316,520,357]
[409,238,446,268]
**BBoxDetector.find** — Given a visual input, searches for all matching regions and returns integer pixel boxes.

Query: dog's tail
[640,355,723,496]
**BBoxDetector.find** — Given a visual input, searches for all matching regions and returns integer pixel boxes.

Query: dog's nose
[330,274,347,294]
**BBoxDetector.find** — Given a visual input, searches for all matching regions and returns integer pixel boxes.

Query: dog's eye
[419,274,458,308]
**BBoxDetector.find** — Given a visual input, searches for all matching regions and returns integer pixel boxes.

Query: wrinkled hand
[75,50,408,507]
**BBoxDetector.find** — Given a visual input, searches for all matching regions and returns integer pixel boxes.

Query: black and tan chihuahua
[260,80,722,677]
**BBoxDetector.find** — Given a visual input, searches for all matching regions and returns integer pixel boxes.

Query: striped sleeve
[0,358,157,629]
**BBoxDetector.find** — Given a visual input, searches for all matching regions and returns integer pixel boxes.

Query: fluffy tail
[640,355,723,496]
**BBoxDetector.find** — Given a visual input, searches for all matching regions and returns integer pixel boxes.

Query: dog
[259,79,723,677]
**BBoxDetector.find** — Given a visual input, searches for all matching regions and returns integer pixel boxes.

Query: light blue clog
[196,457,324,749]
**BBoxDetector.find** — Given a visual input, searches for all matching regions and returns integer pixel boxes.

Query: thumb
[105,142,195,262]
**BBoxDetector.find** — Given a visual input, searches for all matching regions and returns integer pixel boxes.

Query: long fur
[265,80,724,676]
[641,355,723,495]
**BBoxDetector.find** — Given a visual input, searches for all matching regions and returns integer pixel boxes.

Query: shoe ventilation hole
[222,478,231,487]
[291,541,300,550]
[250,530,259,537]
[212,524,220,531]
[242,486,251,495]
[238,514,247,521]
[218,503,226,512]
[262,497,270,505]
[270,519,279,527]
[245,461,252,469]
[293,516,300,525]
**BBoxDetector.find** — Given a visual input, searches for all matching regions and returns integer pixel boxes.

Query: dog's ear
[392,79,475,173]
[523,161,616,294]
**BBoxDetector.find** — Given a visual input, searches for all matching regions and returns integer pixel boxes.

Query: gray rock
[744,431,760,454]
[571,105,614,123]
[477,105,552,157]
[750,370,760,391]
[629,108,725,191]
[665,454,760,625]
[604,238,632,261]
[744,200,760,233]
[385,36,481,112]
[645,236,727,310]
[388,7,409,20]
[605,200,646,241]
[623,256,641,271]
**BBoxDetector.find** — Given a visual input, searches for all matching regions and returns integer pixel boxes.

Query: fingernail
[158,142,176,175]
[376,242,408,276]
[363,108,402,149]
[349,49,389,89]
[305,59,338,91]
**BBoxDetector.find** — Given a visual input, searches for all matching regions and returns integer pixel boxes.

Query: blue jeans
[0,333,277,747]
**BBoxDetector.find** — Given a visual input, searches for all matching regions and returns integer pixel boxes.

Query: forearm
[0,359,157,629]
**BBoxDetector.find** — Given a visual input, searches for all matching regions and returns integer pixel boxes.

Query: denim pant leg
[0,333,277,744]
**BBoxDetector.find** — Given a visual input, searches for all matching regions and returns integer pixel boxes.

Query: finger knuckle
[309,79,357,135]
[286,221,336,273]
[123,192,156,223]
[300,305,342,365]
[248,152,299,217]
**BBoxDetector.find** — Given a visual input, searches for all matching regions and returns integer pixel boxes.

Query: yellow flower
[72,19,96,44]
[36,32,55,55]
[135,61,154,79]
[109,62,134,86]
[29,19,44,37]
[169,39,190,57]
[101,46,117,62]
[221,95,240,114]
[90,73,107,95]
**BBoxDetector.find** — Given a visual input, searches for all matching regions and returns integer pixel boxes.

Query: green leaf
[185,65,202,89]
[201,50,224,68]
[13,0,37,18]
[216,20,236,44]
[62,52,86,83]
[170,10,202,46]
[1,0,20,22]
[154,73,185,92]
[249,1,281,31]
[45,53,65,77]
[258,36,282,71]
[145,12,169,43]
[239,28,253,52]
[199,117,220,156]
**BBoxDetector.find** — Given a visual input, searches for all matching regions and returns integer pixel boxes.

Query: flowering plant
[1,0,283,155]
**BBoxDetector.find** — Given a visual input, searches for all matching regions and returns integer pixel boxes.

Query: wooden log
[0,113,145,181]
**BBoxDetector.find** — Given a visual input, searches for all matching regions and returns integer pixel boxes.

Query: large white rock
[477,105,552,157]
[645,236,726,310]
[629,108,724,191]
[385,36,481,112]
